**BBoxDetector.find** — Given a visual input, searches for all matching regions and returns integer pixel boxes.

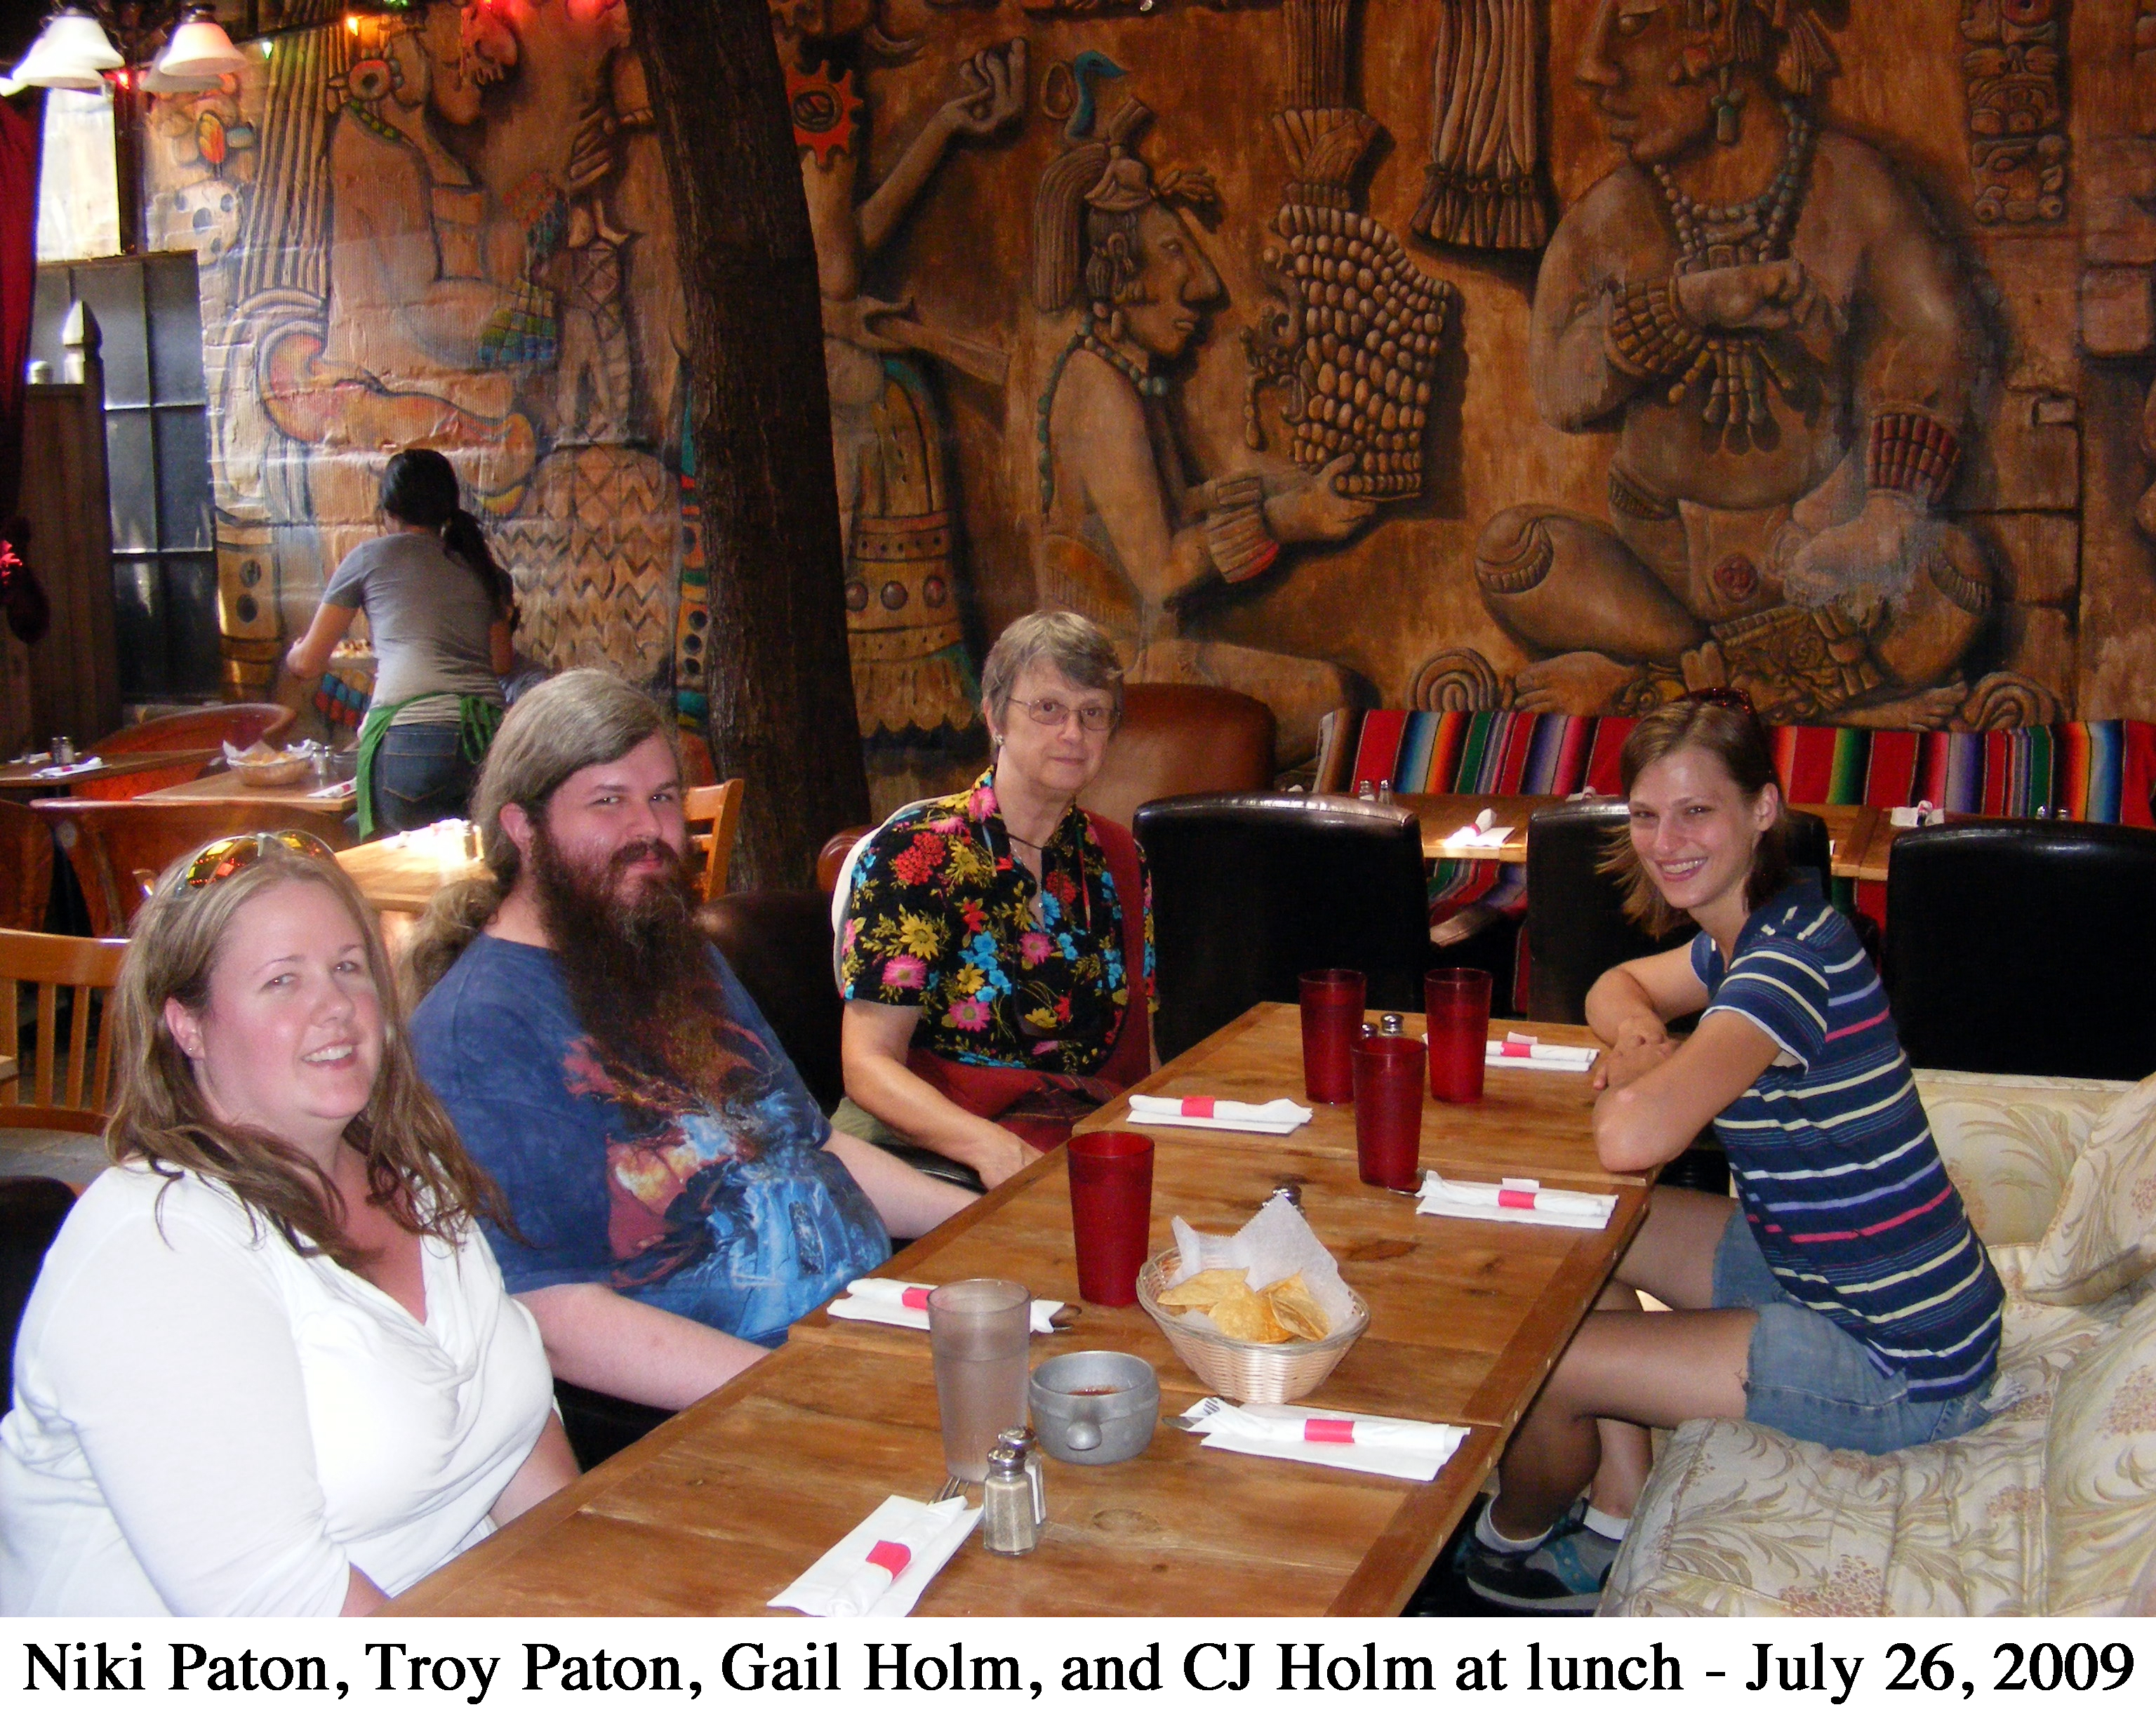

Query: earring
[1712,65,1746,146]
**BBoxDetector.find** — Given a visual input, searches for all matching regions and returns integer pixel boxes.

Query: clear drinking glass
[926,1279,1032,1483]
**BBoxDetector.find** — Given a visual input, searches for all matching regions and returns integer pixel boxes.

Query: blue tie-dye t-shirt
[411,935,889,1347]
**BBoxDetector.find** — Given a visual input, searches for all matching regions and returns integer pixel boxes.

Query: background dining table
[387,1007,1644,1617]
[0,750,220,799]
[134,769,358,818]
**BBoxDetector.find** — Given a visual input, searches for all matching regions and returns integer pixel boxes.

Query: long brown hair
[1601,698,1793,938]
[402,668,671,1000]
[109,841,510,1270]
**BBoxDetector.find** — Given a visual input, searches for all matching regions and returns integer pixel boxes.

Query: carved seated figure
[1475,0,1994,726]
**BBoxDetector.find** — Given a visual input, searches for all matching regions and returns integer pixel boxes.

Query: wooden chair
[91,703,295,755]
[1,928,127,1124]
[684,778,745,901]
[30,799,352,937]
[0,796,53,932]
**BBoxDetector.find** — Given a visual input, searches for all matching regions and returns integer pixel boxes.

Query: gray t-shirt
[322,533,503,725]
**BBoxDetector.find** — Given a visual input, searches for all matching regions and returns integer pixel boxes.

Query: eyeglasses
[1678,685,1757,716]
[178,829,341,891]
[1011,696,1117,733]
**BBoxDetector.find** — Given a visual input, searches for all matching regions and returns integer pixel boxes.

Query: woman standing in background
[286,449,515,836]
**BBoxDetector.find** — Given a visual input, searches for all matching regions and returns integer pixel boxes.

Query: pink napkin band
[865,1541,912,1577]
[901,1287,931,1310]
[1305,1418,1357,1444]
[1177,1096,1217,1117]
[1498,1188,1538,1209]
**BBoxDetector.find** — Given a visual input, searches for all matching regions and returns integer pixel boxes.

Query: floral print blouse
[838,771,1154,1075]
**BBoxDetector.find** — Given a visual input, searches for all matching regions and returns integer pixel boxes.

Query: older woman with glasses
[0,832,575,1615]
[837,611,1154,1189]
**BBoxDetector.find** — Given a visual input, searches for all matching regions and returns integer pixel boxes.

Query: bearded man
[406,670,973,1421]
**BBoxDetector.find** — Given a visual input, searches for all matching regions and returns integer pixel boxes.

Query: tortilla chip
[1157,1268,1249,1311]
[1209,1285,1292,1343]
[1265,1275,1330,1342]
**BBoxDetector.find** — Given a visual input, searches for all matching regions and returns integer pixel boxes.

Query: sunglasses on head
[177,830,341,891]
[1677,685,1757,717]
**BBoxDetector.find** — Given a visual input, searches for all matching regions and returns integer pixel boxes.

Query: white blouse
[0,1162,553,1615]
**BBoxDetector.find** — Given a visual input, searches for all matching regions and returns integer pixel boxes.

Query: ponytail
[401,872,513,1004]
[441,507,515,617]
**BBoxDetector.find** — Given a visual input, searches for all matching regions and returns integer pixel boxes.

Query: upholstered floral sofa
[1602,1068,2156,1616]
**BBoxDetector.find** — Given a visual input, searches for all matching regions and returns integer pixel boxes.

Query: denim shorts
[1712,1207,1993,1454]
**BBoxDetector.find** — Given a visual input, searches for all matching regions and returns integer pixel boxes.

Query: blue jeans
[371,722,477,834]
[1712,1207,1994,1453]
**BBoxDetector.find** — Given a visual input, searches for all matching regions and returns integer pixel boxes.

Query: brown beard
[529,821,768,1136]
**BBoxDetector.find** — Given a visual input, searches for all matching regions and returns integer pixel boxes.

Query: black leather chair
[1522,802,1831,1195]
[1523,801,1833,1023]
[3,1176,75,1407]
[1885,821,2156,1080]
[1133,792,1438,1062]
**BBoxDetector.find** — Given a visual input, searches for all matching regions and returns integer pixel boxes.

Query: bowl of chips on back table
[1136,1249,1369,1405]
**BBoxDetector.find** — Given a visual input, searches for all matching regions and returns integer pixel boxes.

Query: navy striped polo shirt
[1693,879,2002,1401]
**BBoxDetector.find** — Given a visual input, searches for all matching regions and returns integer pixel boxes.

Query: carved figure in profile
[1032,84,1374,763]
[260,0,536,577]
[1468,0,2016,727]
[770,0,1026,748]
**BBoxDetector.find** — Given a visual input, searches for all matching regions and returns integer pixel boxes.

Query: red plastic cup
[1067,1130,1155,1306]
[1352,1033,1427,1190]
[1426,967,1493,1105]
[1299,968,1366,1103]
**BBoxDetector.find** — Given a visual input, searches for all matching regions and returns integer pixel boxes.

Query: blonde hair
[402,668,672,999]
[109,840,507,1270]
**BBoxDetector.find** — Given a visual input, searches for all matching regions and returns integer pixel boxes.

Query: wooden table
[1406,790,1886,883]
[338,829,486,913]
[390,1004,1646,1617]
[136,770,357,817]
[0,750,219,798]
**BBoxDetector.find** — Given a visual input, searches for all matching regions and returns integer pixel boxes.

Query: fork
[1166,1395,1229,1433]
[932,1473,969,1504]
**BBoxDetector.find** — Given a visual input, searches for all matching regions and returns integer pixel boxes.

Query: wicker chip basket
[235,755,311,787]
[1136,1248,1368,1405]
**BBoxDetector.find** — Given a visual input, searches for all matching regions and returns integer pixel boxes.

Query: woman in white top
[0,832,575,1615]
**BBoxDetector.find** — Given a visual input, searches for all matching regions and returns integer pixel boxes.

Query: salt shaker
[1380,1013,1405,1036]
[1356,779,1376,799]
[980,1442,1041,1555]
[996,1427,1046,1525]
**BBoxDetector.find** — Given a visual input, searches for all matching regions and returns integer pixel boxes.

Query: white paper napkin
[825,1277,1063,1334]
[1442,805,1515,849]
[1167,1193,1356,1334]
[1416,1172,1616,1230]
[33,754,101,778]
[1889,801,1947,828]
[1126,1094,1313,1135]
[307,778,357,799]
[1483,1032,1598,1071]
[1178,1398,1466,1482]
[768,1494,979,1617]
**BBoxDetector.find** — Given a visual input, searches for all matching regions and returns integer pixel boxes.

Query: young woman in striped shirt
[1462,693,2002,1613]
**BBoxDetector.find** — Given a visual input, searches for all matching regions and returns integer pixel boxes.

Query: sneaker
[1458,1504,1620,1614]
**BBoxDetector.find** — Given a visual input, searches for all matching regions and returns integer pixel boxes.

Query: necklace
[1649,100,1818,431]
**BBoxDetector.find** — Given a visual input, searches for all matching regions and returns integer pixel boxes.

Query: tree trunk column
[632,0,870,888]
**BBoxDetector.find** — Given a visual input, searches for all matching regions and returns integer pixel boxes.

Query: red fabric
[1304,1419,1356,1444]
[0,96,39,522]
[1583,717,1634,794]
[905,811,1153,1149]
[2123,722,2156,828]
[1347,708,1408,792]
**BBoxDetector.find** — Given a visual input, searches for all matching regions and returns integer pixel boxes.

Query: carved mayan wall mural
[135,0,2156,799]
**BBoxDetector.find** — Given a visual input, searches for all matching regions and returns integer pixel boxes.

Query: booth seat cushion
[1603,1285,2118,1617]
[1919,1068,2123,1251]
[2045,1286,2156,1612]
[2021,1072,2156,1306]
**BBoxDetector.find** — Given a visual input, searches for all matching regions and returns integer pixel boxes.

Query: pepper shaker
[996,1427,1046,1525]
[1380,1013,1405,1036]
[980,1443,1041,1555]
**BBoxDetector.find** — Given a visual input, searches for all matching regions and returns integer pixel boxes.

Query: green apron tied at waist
[353,694,505,839]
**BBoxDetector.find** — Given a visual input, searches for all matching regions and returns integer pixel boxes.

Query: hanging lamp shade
[156,6,246,79]
[8,6,124,90]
